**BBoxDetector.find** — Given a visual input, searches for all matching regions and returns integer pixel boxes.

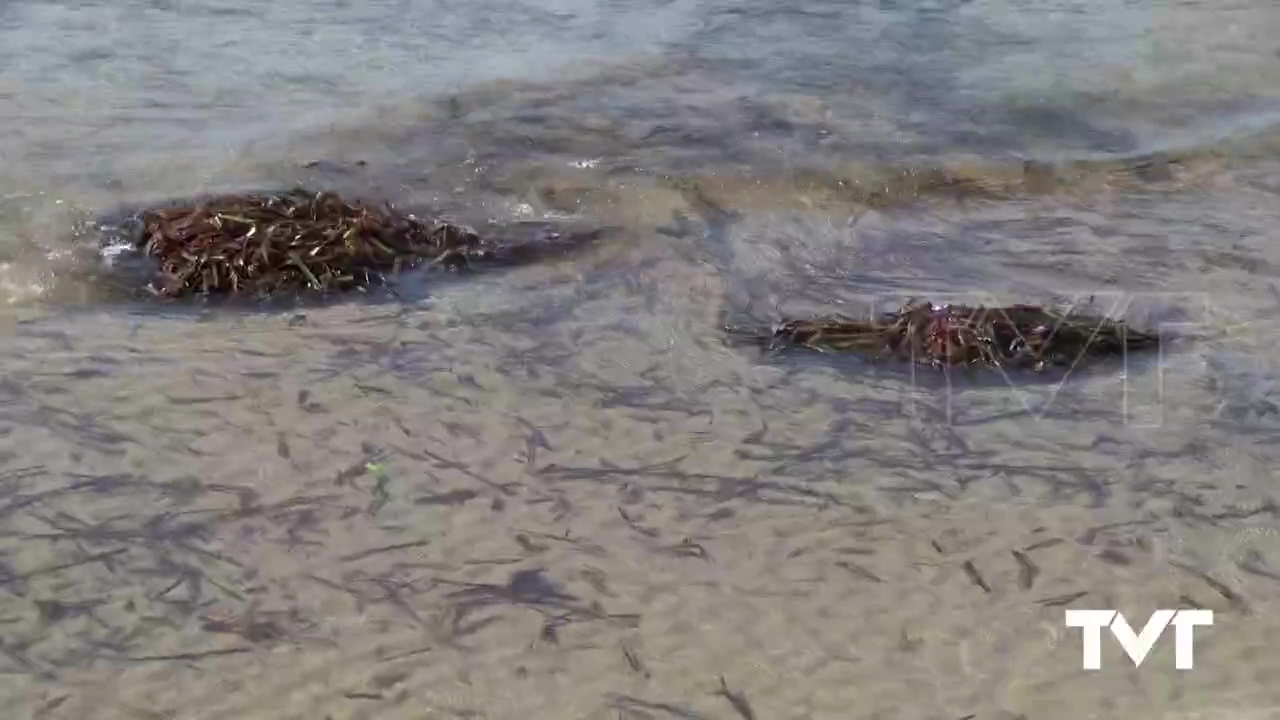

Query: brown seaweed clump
[731,300,1159,371]
[134,188,481,297]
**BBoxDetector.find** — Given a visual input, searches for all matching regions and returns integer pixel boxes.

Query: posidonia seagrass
[727,300,1159,371]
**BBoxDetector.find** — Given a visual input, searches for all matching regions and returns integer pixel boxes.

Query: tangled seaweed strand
[732,300,1159,371]
[136,188,481,297]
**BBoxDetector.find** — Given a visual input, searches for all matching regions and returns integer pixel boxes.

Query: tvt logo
[1065,609,1213,669]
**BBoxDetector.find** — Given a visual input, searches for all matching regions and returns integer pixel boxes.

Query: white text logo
[1065,609,1213,669]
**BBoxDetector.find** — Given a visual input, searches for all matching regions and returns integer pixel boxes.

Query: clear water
[3,1,1280,718]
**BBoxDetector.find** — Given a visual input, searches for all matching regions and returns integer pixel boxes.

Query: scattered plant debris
[728,300,1159,371]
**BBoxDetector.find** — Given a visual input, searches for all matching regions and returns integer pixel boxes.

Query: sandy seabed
[4,169,1280,720]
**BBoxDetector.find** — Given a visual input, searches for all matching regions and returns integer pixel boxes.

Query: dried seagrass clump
[134,188,481,297]
[730,300,1159,371]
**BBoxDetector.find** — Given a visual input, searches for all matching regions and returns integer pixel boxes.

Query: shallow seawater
[4,1,1280,718]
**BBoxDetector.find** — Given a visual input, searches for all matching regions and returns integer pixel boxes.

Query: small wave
[0,261,46,305]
